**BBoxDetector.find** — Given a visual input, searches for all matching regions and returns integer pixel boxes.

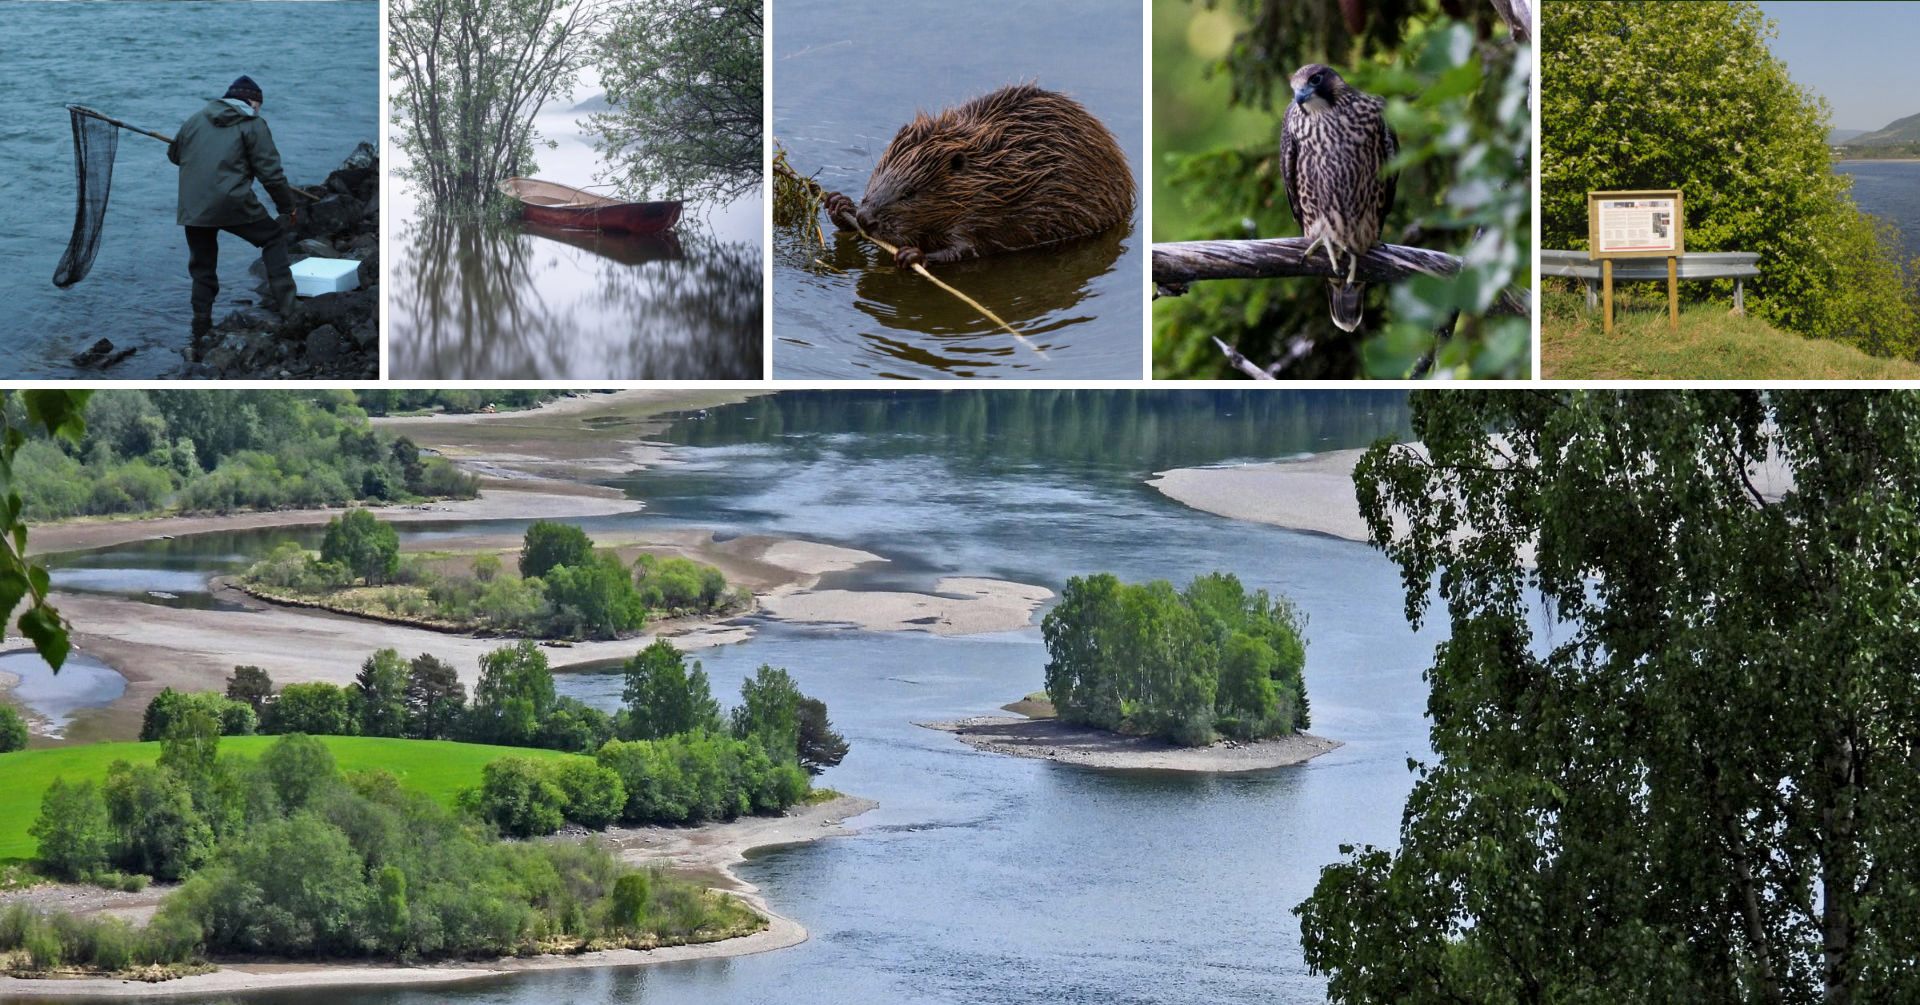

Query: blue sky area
[1756,1,1920,131]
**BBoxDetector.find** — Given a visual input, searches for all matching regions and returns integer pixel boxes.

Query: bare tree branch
[1490,0,1533,44]
[1153,236,1532,317]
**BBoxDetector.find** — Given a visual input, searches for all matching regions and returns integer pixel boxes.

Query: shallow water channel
[772,0,1145,379]
[25,391,1442,1003]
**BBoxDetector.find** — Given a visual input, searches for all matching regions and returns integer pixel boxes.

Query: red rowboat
[497,177,682,234]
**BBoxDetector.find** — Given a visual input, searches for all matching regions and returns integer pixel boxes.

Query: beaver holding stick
[825,83,1135,269]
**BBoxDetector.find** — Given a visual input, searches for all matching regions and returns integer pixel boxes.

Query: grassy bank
[0,737,579,861]
[1541,290,1920,379]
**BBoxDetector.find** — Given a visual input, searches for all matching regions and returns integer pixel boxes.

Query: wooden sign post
[1588,190,1685,334]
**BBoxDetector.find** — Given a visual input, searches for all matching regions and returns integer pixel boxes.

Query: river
[1836,159,1920,261]
[0,1,377,379]
[24,390,1432,1004]
[771,0,1144,380]
[388,92,763,380]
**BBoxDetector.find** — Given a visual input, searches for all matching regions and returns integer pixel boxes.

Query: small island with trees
[924,572,1339,772]
[238,515,748,641]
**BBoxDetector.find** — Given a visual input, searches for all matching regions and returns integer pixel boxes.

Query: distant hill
[573,92,616,113]
[1829,127,1869,145]
[1845,112,1920,147]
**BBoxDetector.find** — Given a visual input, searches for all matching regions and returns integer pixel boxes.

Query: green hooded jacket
[167,98,295,227]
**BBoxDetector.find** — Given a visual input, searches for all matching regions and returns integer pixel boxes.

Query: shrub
[102,762,212,881]
[0,704,27,753]
[469,757,567,838]
[550,760,626,830]
[607,871,653,932]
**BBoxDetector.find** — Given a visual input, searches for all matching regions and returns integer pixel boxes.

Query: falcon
[1280,64,1398,333]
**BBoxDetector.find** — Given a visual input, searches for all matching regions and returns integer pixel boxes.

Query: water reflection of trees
[780,223,1134,377]
[659,389,1415,474]
[392,215,762,379]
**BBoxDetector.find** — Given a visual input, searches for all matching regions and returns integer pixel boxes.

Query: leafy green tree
[549,759,626,830]
[141,689,254,741]
[0,704,27,752]
[1298,390,1920,1004]
[730,665,802,761]
[204,813,374,955]
[536,697,615,753]
[264,683,358,736]
[257,733,339,813]
[224,665,274,715]
[102,762,212,881]
[518,520,594,580]
[607,871,653,932]
[471,553,502,583]
[1215,632,1279,738]
[354,649,411,738]
[30,778,112,880]
[0,389,90,671]
[619,640,722,741]
[795,697,848,776]
[468,641,557,746]
[404,653,466,740]
[469,757,568,837]
[587,0,761,202]
[156,703,223,780]
[1543,2,1920,356]
[543,551,648,639]
[319,509,400,585]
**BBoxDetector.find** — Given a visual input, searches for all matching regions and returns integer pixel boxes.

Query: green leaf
[18,604,68,672]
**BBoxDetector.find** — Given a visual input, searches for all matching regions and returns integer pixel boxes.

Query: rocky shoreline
[181,141,381,379]
[922,714,1342,772]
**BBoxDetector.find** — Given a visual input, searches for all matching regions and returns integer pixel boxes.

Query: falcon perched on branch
[1281,63,1398,332]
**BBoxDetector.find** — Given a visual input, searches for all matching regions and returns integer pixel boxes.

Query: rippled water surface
[1837,159,1920,260]
[23,392,1438,1004]
[772,0,1144,379]
[0,1,377,378]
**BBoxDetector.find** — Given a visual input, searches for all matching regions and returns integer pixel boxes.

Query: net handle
[68,105,173,144]
[67,104,326,202]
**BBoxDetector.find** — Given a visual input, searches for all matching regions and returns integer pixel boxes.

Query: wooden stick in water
[773,157,1044,360]
[848,225,1047,360]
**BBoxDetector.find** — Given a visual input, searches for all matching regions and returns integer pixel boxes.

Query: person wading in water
[167,75,298,336]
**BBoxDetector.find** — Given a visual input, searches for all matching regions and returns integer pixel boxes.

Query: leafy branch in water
[587,0,762,203]
[0,390,91,671]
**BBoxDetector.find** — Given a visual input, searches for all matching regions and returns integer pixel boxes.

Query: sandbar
[761,577,1053,636]
[922,715,1341,772]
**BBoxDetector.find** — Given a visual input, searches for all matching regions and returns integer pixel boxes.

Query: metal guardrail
[1542,250,1760,312]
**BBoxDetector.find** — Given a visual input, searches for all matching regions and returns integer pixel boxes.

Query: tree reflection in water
[779,225,1130,379]
[391,215,763,379]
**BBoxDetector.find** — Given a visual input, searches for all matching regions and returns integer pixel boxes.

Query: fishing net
[52,106,121,288]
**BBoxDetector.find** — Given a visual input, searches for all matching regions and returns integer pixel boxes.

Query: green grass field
[1541,290,1920,379]
[0,736,580,862]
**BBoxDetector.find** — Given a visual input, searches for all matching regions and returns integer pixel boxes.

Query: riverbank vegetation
[1041,572,1309,746]
[355,389,575,416]
[3,732,759,980]
[124,640,847,831]
[1544,2,1920,361]
[241,516,746,641]
[1541,290,1920,379]
[10,391,476,522]
[1298,391,1920,1002]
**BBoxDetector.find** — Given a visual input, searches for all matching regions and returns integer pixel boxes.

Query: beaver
[825,83,1135,269]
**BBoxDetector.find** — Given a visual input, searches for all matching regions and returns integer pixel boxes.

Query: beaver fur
[826,83,1134,269]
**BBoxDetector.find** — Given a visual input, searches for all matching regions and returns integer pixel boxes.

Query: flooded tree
[587,0,761,202]
[389,0,607,210]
